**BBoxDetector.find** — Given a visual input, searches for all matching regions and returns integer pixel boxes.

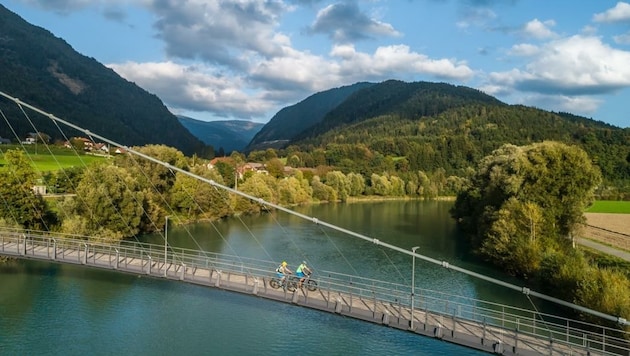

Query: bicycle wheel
[286,278,298,292]
[269,278,281,289]
[306,279,318,291]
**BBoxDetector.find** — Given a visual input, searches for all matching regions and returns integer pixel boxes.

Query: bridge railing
[1,228,628,355]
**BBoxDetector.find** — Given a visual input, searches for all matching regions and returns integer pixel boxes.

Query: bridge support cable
[1,91,627,328]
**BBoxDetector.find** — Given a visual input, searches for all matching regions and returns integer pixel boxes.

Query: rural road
[578,238,630,262]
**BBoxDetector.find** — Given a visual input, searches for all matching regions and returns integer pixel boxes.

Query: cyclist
[275,261,292,289]
[295,261,312,289]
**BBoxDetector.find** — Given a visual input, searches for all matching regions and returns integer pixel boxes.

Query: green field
[0,145,105,171]
[586,200,630,214]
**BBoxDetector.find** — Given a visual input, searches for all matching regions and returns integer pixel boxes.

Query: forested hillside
[246,82,374,151]
[0,5,206,156]
[259,80,629,189]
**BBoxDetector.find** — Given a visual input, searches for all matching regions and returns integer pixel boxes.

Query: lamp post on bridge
[411,246,419,331]
[164,216,169,277]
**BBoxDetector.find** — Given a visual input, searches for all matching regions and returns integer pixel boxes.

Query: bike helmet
[302,261,307,265]
[282,261,287,266]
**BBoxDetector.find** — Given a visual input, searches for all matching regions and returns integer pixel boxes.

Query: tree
[71,163,146,239]
[114,144,188,194]
[0,150,56,229]
[235,174,277,214]
[346,172,365,196]
[325,171,350,202]
[265,158,285,178]
[170,165,230,219]
[451,141,601,274]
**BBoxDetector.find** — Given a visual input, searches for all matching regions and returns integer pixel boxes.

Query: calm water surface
[0,201,536,355]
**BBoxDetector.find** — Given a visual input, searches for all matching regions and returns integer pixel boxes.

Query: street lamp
[410,246,420,330]
[164,216,169,277]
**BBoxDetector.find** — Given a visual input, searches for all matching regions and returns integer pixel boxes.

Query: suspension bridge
[0,92,629,355]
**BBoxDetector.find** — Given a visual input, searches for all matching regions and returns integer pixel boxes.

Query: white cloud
[309,2,400,43]
[508,43,540,57]
[522,19,557,39]
[515,94,602,115]
[109,61,274,119]
[146,0,291,67]
[330,44,475,81]
[593,2,630,23]
[490,35,630,95]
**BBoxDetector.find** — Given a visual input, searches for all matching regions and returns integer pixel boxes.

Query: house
[22,137,36,145]
[94,143,109,153]
[32,185,47,195]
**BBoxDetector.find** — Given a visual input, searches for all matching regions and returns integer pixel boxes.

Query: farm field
[586,200,630,214]
[0,145,105,171]
[583,202,630,251]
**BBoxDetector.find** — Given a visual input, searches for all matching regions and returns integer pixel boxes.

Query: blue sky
[4,0,630,128]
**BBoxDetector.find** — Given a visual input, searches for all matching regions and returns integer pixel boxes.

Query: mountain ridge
[0,4,206,156]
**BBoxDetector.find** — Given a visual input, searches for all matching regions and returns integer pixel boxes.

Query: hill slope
[293,79,505,141]
[246,81,375,151]
[253,79,629,184]
[177,116,263,154]
[0,4,205,155]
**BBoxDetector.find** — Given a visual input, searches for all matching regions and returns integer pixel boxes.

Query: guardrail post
[335,297,342,314]
[147,256,152,274]
[482,317,487,345]
[372,291,376,319]
[252,278,259,295]
[435,323,443,339]
[382,311,390,326]
[292,289,299,304]
[22,234,26,255]
[215,270,221,287]
[493,341,503,354]
[115,249,119,269]
[180,263,186,280]
[83,243,88,265]
[53,239,57,260]
[514,318,519,353]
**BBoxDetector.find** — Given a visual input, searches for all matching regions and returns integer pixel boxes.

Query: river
[0,200,539,355]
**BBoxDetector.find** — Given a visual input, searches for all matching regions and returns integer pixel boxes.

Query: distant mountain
[0,4,206,156]
[246,82,375,151]
[177,116,263,154]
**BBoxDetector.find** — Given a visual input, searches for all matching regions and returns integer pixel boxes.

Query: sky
[3,0,630,128]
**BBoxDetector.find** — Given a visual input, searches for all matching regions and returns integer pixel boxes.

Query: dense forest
[245,80,630,199]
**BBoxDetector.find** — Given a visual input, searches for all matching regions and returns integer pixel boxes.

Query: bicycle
[269,273,297,292]
[290,270,318,291]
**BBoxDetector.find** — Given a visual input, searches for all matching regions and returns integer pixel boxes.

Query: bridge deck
[2,233,628,356]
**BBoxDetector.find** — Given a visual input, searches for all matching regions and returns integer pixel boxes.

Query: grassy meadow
[0,144,105,171]
[586,200,630,214]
